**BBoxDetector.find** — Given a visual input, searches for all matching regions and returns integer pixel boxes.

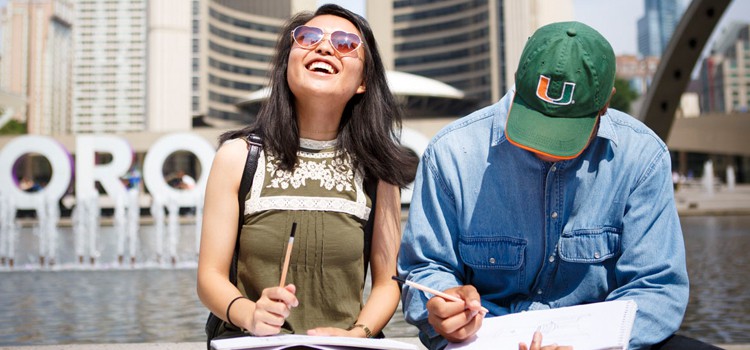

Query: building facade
[615,54,660,96]
[637,0,689,58]
[72,0,148,134]
[699,22,750,114]
[388,0,572,109]
[197,0,315,124]
[0,0,73,135]
[148,0,192,132]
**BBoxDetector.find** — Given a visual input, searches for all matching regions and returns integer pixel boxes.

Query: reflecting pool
[0,215,748,346]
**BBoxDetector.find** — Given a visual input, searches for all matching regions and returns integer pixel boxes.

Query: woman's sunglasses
[291,25,362,55]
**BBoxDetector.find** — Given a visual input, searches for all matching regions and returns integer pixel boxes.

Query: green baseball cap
[506,21,616,159]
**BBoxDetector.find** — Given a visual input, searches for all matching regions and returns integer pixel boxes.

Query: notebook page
[446,300,638,350]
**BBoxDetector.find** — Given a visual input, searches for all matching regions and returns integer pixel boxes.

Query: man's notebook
[447,300,638,350]
[211,334,419,350]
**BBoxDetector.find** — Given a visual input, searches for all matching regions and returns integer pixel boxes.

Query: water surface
[1,216,748,345]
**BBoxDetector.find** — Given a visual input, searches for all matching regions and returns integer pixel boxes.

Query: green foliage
[0,119,27,135]
[610,77,639,114]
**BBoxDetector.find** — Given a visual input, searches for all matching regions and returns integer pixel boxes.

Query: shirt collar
[596,110,619,148]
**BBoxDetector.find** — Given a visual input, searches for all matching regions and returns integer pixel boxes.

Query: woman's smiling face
[286,14,366,104]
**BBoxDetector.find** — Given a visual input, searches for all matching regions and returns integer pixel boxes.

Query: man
[398,22,716,350]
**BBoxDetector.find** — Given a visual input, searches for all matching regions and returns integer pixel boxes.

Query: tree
[0,117,27,135]
[610,77,639,114]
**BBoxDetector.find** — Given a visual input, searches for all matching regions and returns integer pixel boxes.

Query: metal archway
[638,0,731,140]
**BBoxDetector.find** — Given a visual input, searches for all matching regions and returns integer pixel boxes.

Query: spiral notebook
[446,300,638,350]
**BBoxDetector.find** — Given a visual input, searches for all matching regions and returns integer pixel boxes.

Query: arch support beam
[638,0,731,140]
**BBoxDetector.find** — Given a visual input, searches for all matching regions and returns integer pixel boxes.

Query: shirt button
[594,252,601,259]
[537,289,543,295]
[489,257,496,264]
[550,165,557,172]
[551,212,558,219]
[548,255,555,263]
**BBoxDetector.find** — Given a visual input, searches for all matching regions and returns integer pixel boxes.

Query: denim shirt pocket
[558,227,622,263]
[458,236,526,270]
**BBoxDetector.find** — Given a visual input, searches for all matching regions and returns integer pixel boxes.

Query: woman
[197,4,417,340]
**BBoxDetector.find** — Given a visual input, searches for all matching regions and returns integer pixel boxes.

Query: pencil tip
[391,275,406,283]
[290,222,297,238]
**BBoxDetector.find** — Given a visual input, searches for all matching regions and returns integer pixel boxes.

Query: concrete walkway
[674,183,750,216]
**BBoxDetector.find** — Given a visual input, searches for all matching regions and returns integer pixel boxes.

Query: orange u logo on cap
[535,75,576,105]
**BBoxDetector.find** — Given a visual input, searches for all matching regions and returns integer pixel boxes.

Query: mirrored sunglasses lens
[331,31,361,54]
[293,26,323,47]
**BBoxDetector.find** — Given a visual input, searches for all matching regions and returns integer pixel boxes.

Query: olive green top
[236,138,372,334]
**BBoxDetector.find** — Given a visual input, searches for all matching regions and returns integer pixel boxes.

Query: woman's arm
[197,139,298,335]
[197,139,251,325]
[352,181,403,336]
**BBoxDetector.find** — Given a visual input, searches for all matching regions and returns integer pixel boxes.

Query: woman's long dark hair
[219,4,417,187]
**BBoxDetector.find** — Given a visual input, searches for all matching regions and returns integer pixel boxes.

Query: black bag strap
[362,175,378,276]
[229,133,263,285]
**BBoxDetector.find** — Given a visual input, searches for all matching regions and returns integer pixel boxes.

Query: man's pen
[392,276,489,314]
[279,223,297,287]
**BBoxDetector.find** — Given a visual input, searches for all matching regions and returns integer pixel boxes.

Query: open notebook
[211,334,419,350]
[447,300,638,350]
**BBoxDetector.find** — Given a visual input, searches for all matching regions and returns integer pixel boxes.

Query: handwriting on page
[446,300,638,350]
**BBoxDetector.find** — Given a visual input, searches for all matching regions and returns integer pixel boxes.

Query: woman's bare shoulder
[213,138,250,171]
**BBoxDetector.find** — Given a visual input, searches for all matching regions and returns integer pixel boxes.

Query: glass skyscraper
[637,0,690,58]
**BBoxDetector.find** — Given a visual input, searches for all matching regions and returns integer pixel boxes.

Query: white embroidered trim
[245,150,370,221]
[266,154,353,192]
[300,138,337,150]
[247,195,370,220]
[298,150,338,159]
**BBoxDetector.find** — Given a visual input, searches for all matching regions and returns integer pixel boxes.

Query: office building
[388,0,572,108]
[637,0,689,58]
[197,0,316,124]
[148,0,192,132]
[72,0,148,134]
[0,0,73,135]
[698,22,750,114]
[616,54,660,96]
[70,0,191,134]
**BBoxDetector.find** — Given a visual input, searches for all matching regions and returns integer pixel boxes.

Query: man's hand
[518,330,574,350]
[426,285,485,343]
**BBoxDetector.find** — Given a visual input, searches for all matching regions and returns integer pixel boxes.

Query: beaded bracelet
[347,323,372,338]
[226,295,248,329]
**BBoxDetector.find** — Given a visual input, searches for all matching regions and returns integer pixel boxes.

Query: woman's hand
[247,284,298,336]
[306,326,359,337]
[518,330,573,350]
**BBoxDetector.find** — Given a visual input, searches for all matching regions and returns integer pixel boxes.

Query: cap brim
[506,92,598,159]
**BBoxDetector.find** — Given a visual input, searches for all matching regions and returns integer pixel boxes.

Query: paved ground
[674,183,750,216]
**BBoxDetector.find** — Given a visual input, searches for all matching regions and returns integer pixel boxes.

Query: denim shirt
[398,89,688,350]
